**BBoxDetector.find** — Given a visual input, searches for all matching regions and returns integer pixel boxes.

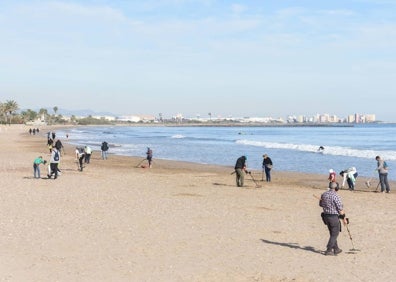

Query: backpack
[384,161,389,169]
[54,150,60,161]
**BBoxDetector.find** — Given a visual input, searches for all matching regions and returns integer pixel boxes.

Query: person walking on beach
[234,156,247,187]
[319,182,347,256]
[33,156,46,179]
[54,139,64,155]
[84,146,92,164]
[375,156,390,193]
[47,138,54,153]
[146,147,153,168]
[340,167,358,190]
[48,147,60,179]
[75,147,85,171]
[101,141,109,160]
[262,154,273,182]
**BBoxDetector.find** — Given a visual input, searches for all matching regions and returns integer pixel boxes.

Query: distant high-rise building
[365,114,376,122]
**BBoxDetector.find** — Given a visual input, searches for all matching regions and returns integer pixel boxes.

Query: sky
[1,0,396,121]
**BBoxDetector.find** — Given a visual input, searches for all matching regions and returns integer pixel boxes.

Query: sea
[56,124,396,180]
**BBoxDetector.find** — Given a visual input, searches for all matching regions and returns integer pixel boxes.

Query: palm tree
[53,106,58,115]
[208,112,212,121]
[0,102,5,124]
[4,100,19,125]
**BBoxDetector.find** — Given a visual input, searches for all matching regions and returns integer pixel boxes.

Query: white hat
[329,169,334,173]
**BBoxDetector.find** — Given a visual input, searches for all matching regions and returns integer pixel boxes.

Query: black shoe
[47,174,51,179]
[324,250,334,256]
[334,249,342,255]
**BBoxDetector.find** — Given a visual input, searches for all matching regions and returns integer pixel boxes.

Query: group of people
[33,135,154,178]
[327,167,358,191]
[327,155,390,193]
[75,145,93,172]
[234,154,273,187]
[28,128,40,135]
[33,132,107,179]
[321,154,391,256]
[232,152,390,256]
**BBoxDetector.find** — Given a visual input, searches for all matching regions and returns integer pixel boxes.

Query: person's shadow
[260,239,322,254]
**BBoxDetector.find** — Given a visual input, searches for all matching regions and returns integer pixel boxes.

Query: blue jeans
[379,173,390,192]
[101,150,108,160]
[33,164,40,178]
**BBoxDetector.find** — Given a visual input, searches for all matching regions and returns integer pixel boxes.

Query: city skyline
[1,1,396,121]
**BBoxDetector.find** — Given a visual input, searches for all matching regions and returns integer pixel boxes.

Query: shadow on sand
[260,239,322,254]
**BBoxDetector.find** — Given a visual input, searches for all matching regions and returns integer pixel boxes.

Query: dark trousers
[79,156,84,171]
[50,163,58,179]
[323,215,341,251]
[84,153,91,164]
[264,166,271,182]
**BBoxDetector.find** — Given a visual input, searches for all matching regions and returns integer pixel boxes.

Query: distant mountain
[57,108,118,117]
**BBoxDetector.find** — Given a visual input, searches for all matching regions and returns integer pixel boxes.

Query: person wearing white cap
[328,169,336,188]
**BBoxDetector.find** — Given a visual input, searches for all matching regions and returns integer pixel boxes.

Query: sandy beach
[1,124,395,282]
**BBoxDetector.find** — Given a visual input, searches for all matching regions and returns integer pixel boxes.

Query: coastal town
[0,99,377,125]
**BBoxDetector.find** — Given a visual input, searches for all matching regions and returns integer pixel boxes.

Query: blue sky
[1,0,396,121]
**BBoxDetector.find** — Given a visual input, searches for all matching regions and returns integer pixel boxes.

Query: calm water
[57,124,396,180]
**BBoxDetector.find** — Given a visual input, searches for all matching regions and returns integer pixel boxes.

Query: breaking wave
[236,139,396,160]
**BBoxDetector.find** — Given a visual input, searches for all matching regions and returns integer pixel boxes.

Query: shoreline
[1,124,395,281]
[27,124,396,191]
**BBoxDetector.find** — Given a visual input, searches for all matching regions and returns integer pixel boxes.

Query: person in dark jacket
[54,139,64,155]
[234,156,247,187]
[101,141,109,160]
[262,154,273,182]
[146,147,153,168]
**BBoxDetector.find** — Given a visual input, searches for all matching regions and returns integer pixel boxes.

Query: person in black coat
[262,154,273,182]
[234,156,247,187]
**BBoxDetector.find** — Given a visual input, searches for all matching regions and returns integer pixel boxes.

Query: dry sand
[0,124,395,282]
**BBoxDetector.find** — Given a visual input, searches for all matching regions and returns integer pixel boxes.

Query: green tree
[20,109,38,122]
[53,106,58,115]
[0,102,5,124]
[3,100,19,125]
